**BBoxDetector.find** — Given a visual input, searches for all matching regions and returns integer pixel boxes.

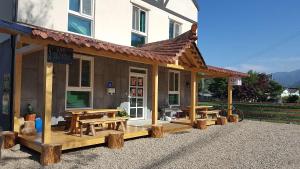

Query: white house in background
[281,88,300,97]
[5,0,198,46]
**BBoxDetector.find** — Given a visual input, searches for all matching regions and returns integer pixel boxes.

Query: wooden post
[151,125,163,138]
[196,119,207,130]
[1,131,18,149]
[217,116,228,125]
[229,114,239,123]
[13,54,22,133]
[40,144,62,166]
[42,47,53,144]
[227,78,233,118]
[107,132,124,149]
[190,71,197,125]
[152,64,158,125]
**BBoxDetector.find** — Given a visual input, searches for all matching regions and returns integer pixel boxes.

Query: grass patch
[198,101,300,125]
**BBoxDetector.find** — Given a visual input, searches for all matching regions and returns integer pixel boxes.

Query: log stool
[229,114,239,123]
[217,116,227,125]
[151,125,163,138]
[196,119,207,130]
[1,131,17,149]
[40,144,62,166]
[107,132,124,149]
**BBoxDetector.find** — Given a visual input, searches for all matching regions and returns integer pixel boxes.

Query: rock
[10,144,20,151]
[24,121,35,129]
[21,127,37,136]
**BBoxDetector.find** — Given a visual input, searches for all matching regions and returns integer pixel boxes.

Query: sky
[197,0,300,73]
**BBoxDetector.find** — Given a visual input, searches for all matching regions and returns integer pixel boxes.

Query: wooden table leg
[90,124,96,136]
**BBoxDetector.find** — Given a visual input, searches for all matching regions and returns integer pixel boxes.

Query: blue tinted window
[169,20,174,39]
[131,33,145,47]
[69,0,80,12]
[68,14,91,36]
[140,11,146,32]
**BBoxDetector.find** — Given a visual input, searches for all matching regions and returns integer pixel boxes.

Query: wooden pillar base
[217,116,228,125]
[1,131,18,149]
[229,114,239,123]
[151,125,163,138]
[107,132,124,149]
[196,119,207,130]
[40,144,62,166]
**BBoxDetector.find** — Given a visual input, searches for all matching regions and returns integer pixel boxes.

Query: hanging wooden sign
[47,45,73,64]
[229,77,242,86]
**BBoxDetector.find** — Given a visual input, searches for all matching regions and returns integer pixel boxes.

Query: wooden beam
[227,79,233,118]
[19,36,159,66]
[13,54,22,133]
[42,46,53,144]
[190,71,197,125]
[16,44,43,55]
[152,64,159,125]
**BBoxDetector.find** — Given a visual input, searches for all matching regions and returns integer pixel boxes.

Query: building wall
[16,0,197,46]
[17,0,68,31]
[0,0,14,21]
[21,52,191,123]
[0,39,13,130]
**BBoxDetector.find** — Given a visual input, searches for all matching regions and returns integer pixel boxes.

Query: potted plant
[117,110,129,118]
[25,104,36,121]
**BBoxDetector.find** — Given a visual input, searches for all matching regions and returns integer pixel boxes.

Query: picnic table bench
[198,110,220,119]
[79,117,128,137]
[66,109,123,135]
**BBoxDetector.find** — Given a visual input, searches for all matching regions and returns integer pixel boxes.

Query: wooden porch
[18,122,194,153]
[18,125,149,153]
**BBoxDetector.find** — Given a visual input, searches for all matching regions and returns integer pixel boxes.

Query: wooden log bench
[78,117,128,137]
[200,110,220,119]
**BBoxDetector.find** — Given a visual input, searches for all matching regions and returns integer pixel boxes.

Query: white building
[281,88,300,98]
[0,0,198,46]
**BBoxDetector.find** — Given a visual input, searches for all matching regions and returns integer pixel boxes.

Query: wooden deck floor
[143,122,193,133]
[171,118,217,126]
[18,125,149,153]
[18,122,196,153]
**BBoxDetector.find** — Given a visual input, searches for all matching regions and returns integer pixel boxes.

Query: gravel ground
[1,120,300,169]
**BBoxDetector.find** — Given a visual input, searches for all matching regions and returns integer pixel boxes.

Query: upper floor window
[131,5,147,47]
[68,0,94,36]
[169,20,181,39]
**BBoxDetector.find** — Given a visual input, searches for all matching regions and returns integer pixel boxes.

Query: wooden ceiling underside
[178,45,205,69]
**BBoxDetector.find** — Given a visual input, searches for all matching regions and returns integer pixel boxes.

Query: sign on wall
[47,45,74,64]
[2,74,10,115]
[229,77,242,86]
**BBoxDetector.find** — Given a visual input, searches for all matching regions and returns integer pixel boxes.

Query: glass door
[129,73,146,119]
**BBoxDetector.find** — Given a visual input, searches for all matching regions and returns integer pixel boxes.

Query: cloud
[225,64,269,73]
[226,56,300,73]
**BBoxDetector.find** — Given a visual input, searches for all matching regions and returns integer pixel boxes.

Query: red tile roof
[207,65,249,77]
[26,23,248,77]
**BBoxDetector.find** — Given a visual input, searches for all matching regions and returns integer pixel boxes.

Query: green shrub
[287,95,299,103]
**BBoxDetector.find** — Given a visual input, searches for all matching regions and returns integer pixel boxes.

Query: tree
[207,78,227,99]
[208,70,283,103]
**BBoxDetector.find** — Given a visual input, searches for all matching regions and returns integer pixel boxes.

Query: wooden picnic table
[67,109,122,134]
[186,106,214,118]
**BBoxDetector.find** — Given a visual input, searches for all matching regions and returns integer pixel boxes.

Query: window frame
[68,0,94,37]
[169,19,182,39]
[131,5,148,46]
[65,54,94,110]
[168,70,180,106]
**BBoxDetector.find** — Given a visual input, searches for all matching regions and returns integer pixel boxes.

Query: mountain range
[272,69,300,88]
